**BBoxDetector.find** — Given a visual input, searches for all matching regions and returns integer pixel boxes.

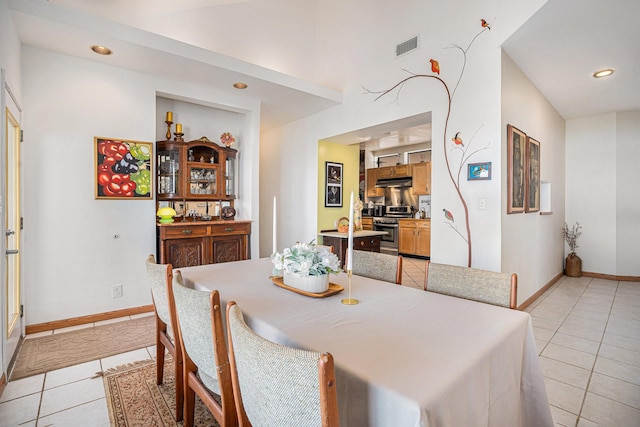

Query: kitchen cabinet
[398,219,430,257]
[361,217,373,231]
[412,162,431,195]
[319,231,384,268]
[377,164,412,178]
[366,168,384,197]
[157,221,251,268]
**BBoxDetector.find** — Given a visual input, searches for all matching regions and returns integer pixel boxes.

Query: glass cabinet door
[225,155,236,197]
[188,166,218,196]
[157,148,180,196]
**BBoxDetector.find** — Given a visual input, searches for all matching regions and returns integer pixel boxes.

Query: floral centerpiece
[220,132,235,148]
[271,241,341,293]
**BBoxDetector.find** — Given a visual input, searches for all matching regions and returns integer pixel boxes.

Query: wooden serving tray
[270,276,344,298]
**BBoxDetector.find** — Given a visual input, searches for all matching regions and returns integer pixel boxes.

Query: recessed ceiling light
[593,68,614,78]
[233,82,248,89]
[90,45,112,55]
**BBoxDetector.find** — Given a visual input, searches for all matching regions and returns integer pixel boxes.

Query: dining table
[178,257,553,427]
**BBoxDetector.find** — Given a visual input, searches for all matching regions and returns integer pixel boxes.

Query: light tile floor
[1,270,639,426]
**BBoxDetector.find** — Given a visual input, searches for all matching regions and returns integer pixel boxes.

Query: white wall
[263,0,504,270]
[566,111,640,276]
[501,52,566,305]
[21,46,261,325]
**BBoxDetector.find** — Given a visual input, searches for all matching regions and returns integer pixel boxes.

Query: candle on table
[347,191,354,271]
[176,123,182,133]
[166,111,173,122]
[273,196,277,254]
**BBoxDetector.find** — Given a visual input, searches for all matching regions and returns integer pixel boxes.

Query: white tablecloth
[178,258,552,427]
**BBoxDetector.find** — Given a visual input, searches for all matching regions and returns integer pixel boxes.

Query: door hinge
[20,217,24,230]
[20,304,24,318]
[20,129,24,142]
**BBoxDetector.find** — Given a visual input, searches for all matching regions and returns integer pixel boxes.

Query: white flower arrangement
[271,241,341,276]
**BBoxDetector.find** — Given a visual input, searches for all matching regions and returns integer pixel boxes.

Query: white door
[3,76,22,374]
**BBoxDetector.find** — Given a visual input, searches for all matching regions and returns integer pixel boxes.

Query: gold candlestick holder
[165,120,172,140]
[174,132,184,142]
[341,270,359,305]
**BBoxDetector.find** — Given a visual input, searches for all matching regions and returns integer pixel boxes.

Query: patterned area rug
[104,358,217,426]
[10,316,155,380]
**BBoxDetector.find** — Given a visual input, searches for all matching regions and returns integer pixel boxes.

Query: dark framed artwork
[467,162,492,180]
[325,161,343,207]
[507,125,526,214]
[95,137,153,199]
[525,137,540,213]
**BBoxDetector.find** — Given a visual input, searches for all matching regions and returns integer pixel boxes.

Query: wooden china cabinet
[156,137,250,268]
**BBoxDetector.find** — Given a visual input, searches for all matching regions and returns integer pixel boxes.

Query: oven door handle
[374,224,399,228]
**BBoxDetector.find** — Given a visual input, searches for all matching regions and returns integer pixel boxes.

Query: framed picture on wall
[95,137,153,199]
[507,124,526,214]
[325,161,343,207]
[525,137,541,212]
[467,162,492,180]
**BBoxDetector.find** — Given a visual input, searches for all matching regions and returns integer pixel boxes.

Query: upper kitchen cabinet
[377,164,412,178]
[366,168,384,197]
[412,162,431,195]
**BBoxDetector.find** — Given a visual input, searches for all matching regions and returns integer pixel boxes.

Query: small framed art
[467,162,492,180]
[325,161,343,207]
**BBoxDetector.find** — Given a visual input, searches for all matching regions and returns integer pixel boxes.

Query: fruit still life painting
[95,137,153,199]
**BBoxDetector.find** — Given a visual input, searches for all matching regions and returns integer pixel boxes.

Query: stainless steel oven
[373,217,399,255]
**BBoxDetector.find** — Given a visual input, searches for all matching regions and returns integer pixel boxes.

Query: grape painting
[95,137,152,199]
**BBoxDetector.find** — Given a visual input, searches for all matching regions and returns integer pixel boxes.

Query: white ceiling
[7,0,639,142]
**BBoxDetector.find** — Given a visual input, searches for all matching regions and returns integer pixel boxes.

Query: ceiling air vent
[396,36,418,57]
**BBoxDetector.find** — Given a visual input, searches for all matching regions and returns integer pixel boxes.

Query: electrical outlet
[478,198,487,210]
[113,284,123,298]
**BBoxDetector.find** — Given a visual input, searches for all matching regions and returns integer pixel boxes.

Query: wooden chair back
[170,271,238,427]
[424,261,518,309]
[348,251,402,284]
[226,301,339,427]
[145,254,183,421]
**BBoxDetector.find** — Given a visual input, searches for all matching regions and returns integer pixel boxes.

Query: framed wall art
[467,162,492,180]
[325,161,343,207]
[507,125,526,214]
[525,137,540,212]
[95,137,153,199]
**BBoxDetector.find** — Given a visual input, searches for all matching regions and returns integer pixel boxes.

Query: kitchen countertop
[318,230,387,238]
[398,218,431,221]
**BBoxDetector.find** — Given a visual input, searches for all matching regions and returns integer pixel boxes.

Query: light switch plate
[478,198,487,210]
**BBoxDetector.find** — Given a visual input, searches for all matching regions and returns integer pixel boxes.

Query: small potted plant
[271,241,341,293]
[562,221,582,277]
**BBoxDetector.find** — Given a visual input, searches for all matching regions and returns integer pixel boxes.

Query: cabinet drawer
[210,222,251,236]
[162,225,209,239]
[355,236,380,251]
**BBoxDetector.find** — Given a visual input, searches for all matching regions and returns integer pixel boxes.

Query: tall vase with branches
[365,19,492,267]
[562,221,582,277]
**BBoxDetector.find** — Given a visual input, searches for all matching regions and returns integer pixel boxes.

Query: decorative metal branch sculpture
[364,19,492,267]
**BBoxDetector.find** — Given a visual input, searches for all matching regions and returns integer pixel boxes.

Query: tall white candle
[272,196,277,254]
[347,191,354,271]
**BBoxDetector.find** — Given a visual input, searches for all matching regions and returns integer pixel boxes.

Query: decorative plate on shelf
[221,206,236,220]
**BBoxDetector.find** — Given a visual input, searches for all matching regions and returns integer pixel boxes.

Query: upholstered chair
[424,261,518,309]
[350,250,403,284]
[170,272,238,427]
[145,254,183,421]
[226,301,339,427]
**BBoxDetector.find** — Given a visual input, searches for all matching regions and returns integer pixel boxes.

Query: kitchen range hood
[375,177,413,188]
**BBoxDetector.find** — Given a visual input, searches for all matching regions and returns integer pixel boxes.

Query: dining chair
[226,301,340,427]
[145,254,183,421]
[170,271,238,427]
[349,250,402,284]
[423,260,518,309]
